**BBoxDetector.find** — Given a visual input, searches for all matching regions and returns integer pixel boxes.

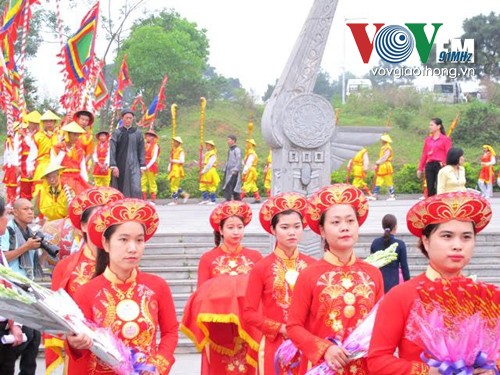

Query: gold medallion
[116,299,140,321]
[122,321,140,339]
[343,292,356,305]
[344,305,355,318]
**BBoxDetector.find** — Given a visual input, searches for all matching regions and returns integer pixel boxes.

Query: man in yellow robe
[198,140,220,205]
[32,164,69,223]
[168,136,189,205]
[241,139,261,203]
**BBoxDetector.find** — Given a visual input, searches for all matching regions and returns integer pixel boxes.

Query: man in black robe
[109,109,146,198]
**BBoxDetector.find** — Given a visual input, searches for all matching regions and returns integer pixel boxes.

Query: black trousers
[223,173,241,201]
[425,161,442,197]
[0,325,40,375]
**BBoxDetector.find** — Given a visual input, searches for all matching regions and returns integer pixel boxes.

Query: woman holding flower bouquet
[66,198,179,374]
[287,184,384,374]
[181,201,263,374]
[243,192,316,374]
[367,192,499,374]
[45,187,124,374]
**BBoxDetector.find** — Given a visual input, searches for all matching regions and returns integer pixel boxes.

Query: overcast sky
[29,0,499,101]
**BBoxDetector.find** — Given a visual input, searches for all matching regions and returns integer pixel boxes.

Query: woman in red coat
[287,184,384,374]
[181,200,263,375]
[66,198,179,375]
[45,187,124,374]
[243,192,316,374]
[367,192,498,375]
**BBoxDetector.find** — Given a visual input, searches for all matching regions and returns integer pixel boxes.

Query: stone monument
[261,0,386,254]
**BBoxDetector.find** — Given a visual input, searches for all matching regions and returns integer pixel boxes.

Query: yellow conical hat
[43,163,64,177]
[380,134,393,143]
[25,110,41,124]
[61,121,86,134]
[40,110,60,122]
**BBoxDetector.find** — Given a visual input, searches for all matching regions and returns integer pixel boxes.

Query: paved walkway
[33,354,200,374]
[155,194,500,236]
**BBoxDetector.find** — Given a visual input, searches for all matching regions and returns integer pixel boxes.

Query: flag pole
[199,97,207,174]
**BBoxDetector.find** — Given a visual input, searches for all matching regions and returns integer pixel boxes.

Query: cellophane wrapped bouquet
[406,277,500,374]
[274,339,301,374]
[305,302,381,375]
[0,265,142,375]
[364,242,398,268]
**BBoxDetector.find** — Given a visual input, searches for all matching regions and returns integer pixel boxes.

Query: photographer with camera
[0,198,42,375]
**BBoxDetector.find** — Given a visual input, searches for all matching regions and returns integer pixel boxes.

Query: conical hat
[40,110,60,122]
[73,110,94,126]
[380,134,392,143]
[61,121,86,134]
[205,140,215,147]
[43,164,64,177]
[25,110,41,124]
[246,139,257,146]
[145,130,158,138]
[173,136,183,144]
[95,130,110,139]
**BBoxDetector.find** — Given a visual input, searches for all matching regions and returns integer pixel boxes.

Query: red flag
[130,94,146,114]
[113,54,132,109]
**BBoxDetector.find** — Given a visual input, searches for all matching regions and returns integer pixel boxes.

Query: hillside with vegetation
[131,86,500,198]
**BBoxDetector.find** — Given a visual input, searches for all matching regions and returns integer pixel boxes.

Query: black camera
[32,231,60,258]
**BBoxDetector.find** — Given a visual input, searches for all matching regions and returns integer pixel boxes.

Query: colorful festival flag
[62,2,99,84]
[130,94,146,115]
[139,75,168,127]
[113,54,132,109]
[93,67,109,110]
[0,0,38,38]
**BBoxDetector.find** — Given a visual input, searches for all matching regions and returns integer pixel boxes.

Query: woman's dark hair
[93,224,119,277]
[382,214,397,246]
[0,196,5,217]
[417,222,477,258]
[431,117,446,135]
[319,205,358,251]
[80,206,98,243]
[446,147,464,166]
[213,216,245,247]
[271,209,303,230]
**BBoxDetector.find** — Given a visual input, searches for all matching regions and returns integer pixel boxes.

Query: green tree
[117,10,210,106]
[461,12,499,79]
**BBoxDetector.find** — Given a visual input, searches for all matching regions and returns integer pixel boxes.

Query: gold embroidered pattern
[150,354,170,373]
[317,270,376,338]
[221,340,252,374]
[69,260,95,293]
[410,361,429,375]
[212,255,255,276]
[94,283,158,356]
[272,257,310,321]
[262,319,281,338]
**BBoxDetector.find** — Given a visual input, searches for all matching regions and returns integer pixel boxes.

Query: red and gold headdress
[406,192,492,238]
[69,187,124,230]
[88,198,159,248]
[209,201,252,232]
[259,192,308,234]
[306,183,369,234]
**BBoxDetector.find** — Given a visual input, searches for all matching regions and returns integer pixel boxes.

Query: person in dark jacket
[370,214,410,293]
